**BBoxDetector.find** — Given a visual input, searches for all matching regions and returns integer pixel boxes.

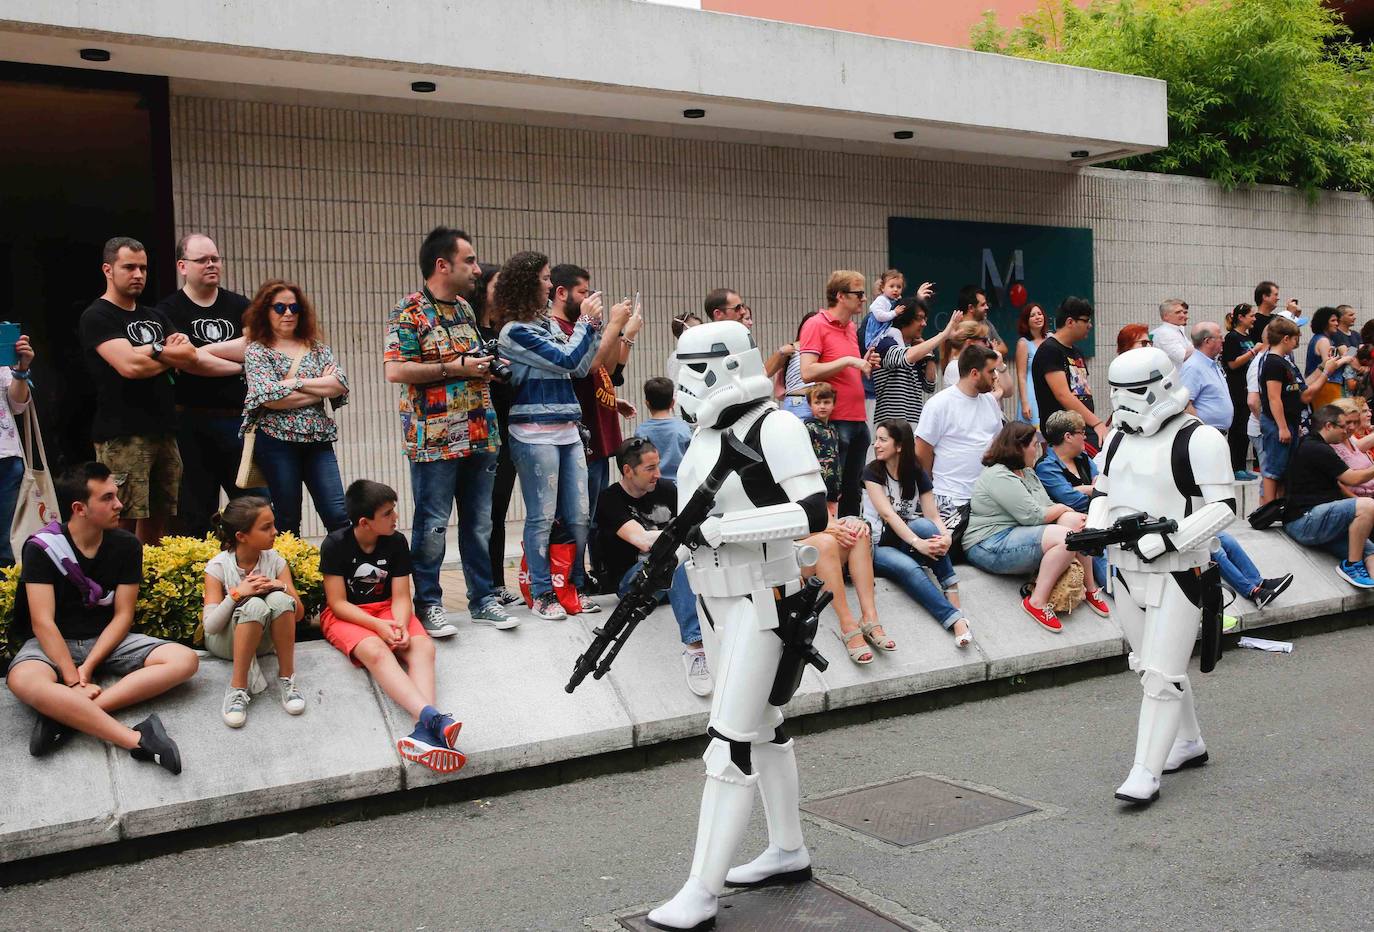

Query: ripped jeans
[410,451,499,613]
[509,436,589,598]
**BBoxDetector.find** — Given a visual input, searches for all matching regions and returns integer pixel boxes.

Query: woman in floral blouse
[241,280,349,535]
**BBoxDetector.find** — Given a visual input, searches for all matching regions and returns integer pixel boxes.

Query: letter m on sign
[981,248,1024,308]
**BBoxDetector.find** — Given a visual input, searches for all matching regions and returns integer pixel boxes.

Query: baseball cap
[1274,309,1309,327]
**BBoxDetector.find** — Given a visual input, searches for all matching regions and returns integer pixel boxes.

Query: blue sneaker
[1336,559,1374,589]
[1233,469,1259,482]
[426,710,463,750]
[396,721,467,774]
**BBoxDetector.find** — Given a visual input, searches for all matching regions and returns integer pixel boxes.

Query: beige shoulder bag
[237,349,305,489]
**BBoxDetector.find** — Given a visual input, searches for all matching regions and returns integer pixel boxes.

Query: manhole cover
[802,775,1036,846]
[619,879,914,930]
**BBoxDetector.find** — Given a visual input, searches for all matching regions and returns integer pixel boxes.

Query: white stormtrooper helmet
[1108,346,1190,436]
[674,321,772,428]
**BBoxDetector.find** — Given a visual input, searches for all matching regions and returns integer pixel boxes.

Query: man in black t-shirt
[79,237,198,544]
[155,233,259,537]
[1032,298,1106,450]
[1282,406,1374,589]
[5,462,197,771]
[594,438,712,697]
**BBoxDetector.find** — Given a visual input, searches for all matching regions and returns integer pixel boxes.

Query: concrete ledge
[0,525,1355,863]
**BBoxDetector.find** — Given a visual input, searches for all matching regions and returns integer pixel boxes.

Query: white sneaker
[222,687,251,728]
[682,649,713,697]
[279,675,306,715]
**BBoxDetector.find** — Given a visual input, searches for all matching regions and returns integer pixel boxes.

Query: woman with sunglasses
[240,280,350,536]
[1116,323,1151,356]
[963,421,1108,633]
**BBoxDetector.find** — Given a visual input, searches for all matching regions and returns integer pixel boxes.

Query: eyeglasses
[1133,339,1152,348]
[722,303,745,313]
[183,255,224,266]
[1065,428,1085,437]
[270,302,300,316]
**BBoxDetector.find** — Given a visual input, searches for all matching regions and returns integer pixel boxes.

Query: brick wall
[169,90,1374,538]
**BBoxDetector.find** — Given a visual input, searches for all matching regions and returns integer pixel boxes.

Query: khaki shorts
[94,434,182,520]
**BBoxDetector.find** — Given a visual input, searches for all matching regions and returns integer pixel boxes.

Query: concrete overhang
[0,0,1166,163]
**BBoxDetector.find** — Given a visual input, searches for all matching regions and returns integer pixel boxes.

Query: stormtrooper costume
[1087,347,1234,805]
[647,321,829,931]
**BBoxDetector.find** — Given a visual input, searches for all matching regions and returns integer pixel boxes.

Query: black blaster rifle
[566,431,760,693]
[1065,511,1178,556]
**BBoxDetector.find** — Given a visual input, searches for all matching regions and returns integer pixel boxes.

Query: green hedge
[0,533,323,661]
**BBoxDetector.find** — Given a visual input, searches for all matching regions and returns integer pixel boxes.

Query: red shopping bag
[518,541,582,614]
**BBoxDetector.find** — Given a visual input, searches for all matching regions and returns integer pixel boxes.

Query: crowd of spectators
[6,232,1372,777]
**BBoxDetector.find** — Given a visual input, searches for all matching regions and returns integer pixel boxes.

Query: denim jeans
[510,436,588,597]
[0,454,25,565]
[1212,531,1260,595]
[966,525,1047,576]
[251,433,348,536]
[871,517,962,629]
[176,413,268,538]
[410,451,498,613]
[1259,415,1298,480]
[618,560,702,645]
[1284,499,1374,560]
[833,419,870,518]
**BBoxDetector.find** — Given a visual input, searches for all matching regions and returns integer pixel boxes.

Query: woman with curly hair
[496,251,614,620]
[240,279,349,535]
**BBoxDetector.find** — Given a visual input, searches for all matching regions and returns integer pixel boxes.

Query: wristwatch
[149,341,165,359]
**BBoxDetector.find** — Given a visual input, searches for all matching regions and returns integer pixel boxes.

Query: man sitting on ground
[594,437,713,697]
[914,344,1007,524]
[6,462,197,770]
[1283,405,1374,589]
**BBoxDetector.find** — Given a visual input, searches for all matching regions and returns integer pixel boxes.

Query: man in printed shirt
[384,226,517,637]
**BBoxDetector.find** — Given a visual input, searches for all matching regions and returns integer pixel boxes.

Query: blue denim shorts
[1259,416,1298,480]
[966,525,1046,576]
[1284,498,1374,559]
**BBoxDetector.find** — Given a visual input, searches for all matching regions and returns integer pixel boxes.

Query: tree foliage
[971,0,1374,197]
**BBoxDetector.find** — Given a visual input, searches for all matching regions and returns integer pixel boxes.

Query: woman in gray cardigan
[962,421,1109,633]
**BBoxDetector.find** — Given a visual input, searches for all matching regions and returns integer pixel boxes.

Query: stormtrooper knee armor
[1087,347,1234,807]
[646,322,829,931]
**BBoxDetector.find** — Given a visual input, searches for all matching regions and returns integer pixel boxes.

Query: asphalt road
[3,624,1372,932]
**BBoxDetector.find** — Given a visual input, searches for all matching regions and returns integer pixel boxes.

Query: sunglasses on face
[270,302,300,316]
[844,290,866,299]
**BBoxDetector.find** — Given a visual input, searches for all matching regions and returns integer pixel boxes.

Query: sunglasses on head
[270,302,300,316]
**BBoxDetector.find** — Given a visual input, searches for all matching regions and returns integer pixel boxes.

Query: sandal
[952,619,973,648]
[834,625,874,665]
[860,621,897,652]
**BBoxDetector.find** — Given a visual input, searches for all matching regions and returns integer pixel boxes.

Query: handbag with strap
[10,399,61,560]
[237,349,306,489]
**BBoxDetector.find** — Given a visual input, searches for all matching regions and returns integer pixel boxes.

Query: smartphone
[0,322,18,367]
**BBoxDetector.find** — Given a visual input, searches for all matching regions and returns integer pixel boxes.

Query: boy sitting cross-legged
[6,462,198,772]
[319,479,466,773]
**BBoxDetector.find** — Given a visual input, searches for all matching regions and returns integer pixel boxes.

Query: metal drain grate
[619,879,914,930]
[802,775,1036,846]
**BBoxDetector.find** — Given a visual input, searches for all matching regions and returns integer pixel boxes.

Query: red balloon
[1009,283,1028,308]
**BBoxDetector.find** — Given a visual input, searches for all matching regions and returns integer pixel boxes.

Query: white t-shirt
[205,548,288,590]
[1245,350,1268,438]
[1152,322,1191,368]
[914,385,1005,503]
[0,368,28,460]
[942,359,959,389]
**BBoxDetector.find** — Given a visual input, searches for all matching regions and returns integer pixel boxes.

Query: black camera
[459,338,512,382]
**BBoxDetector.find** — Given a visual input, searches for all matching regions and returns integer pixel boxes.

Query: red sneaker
[1083,588,1111,617]
[1022,596,1062,633]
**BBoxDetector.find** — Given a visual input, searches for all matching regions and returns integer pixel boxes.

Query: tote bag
[11,400,60,559]
[237,350,305,489]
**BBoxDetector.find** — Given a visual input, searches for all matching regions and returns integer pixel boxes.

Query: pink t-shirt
[1332,439,1374,496]
[798,308,865,422]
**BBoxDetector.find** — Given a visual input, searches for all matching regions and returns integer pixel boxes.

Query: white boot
[1114,763,1160,804]
[726,739,811,888]
[648,757,758,931]
[1164,736,1209,773]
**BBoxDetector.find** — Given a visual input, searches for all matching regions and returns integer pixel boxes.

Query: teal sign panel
[888,217,1095,356]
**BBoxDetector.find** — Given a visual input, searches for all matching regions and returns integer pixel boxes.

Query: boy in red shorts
[319,479,466,773]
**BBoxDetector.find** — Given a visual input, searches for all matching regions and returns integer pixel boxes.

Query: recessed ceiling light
[411,81,436,93]
[893,130,914,140]
[683,108,706,119]
[79,48,111,62]
[1071,149,1090,158]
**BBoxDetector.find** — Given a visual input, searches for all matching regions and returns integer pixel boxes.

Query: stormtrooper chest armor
[1104,423,1214,571]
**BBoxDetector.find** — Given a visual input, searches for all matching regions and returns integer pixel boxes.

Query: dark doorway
[0,61,173,472]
